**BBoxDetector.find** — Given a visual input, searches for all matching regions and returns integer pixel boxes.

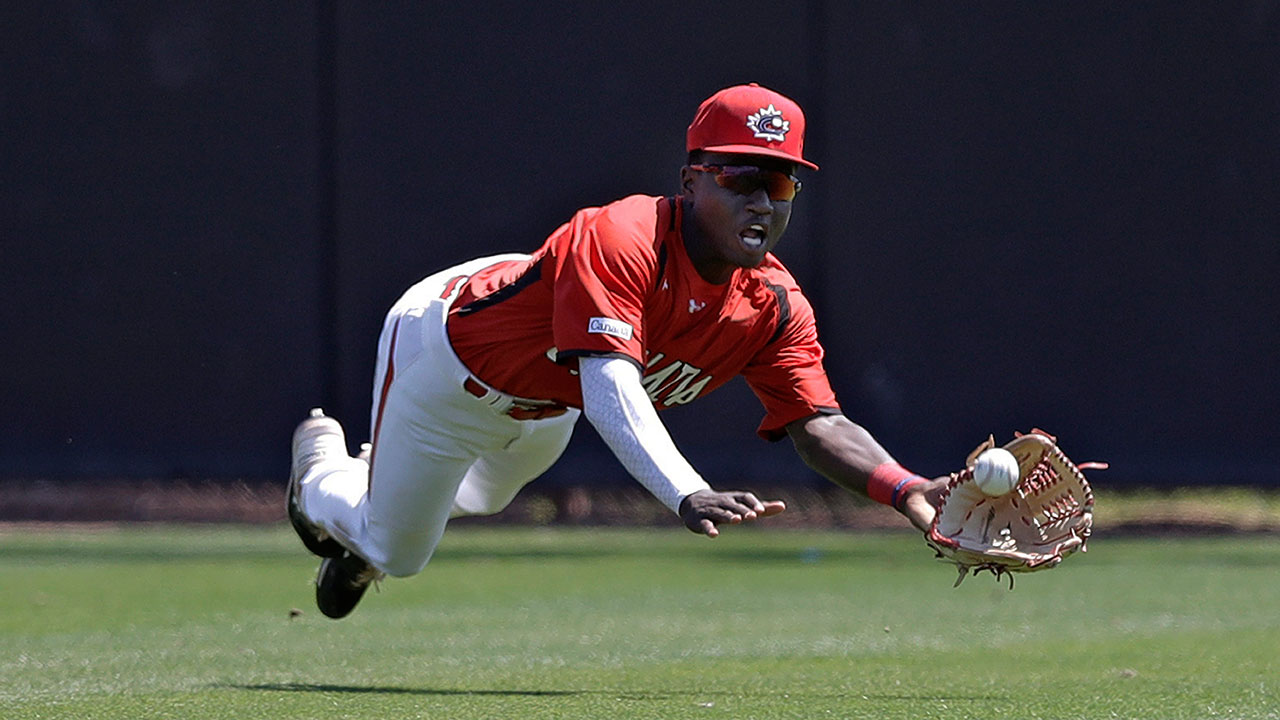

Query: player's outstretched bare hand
[679,489,786,538]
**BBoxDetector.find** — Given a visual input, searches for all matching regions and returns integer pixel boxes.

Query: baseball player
[288,83,945,619]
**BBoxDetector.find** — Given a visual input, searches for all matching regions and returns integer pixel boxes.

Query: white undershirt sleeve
[578,355,711,514]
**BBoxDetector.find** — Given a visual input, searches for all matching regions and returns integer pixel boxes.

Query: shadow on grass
[228,682,585,697]
[227,683,1004,703]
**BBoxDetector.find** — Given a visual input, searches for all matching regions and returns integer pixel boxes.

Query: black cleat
[287,408,347,558]
[316,551,384,619]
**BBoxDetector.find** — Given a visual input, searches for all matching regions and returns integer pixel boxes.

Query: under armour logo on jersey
[688,299,706,313]
[746,104,790,142]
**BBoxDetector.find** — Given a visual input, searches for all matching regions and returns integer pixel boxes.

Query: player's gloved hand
[926,430,1104,586]
[898,476,949,532]
[679,489,786,538]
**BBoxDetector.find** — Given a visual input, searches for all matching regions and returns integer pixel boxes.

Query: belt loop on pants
[462,376,569,421]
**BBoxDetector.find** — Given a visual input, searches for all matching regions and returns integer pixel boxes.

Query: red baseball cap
[686,83,818,170]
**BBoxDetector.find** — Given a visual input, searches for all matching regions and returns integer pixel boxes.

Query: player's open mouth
[740,224,767,249]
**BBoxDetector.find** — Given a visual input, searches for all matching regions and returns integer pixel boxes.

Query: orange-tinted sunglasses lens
[690,164,802,202]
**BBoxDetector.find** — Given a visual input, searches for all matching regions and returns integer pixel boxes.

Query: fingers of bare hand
[702,505,744,525]
[733,492,767,514]
[758,500,786,517]
[719,499,763,523]
[699,519,719,537]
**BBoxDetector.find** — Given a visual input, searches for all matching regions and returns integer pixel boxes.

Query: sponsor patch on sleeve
[587,317,634,341]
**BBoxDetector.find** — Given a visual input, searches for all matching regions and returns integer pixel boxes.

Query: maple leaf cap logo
[745,104,790,143]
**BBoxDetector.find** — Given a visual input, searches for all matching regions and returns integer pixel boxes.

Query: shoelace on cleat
[348,561,386,592]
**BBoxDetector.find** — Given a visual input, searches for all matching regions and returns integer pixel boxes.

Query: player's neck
[680,207,735,285]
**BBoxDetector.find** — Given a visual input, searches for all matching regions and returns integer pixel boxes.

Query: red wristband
[866,462,926,509]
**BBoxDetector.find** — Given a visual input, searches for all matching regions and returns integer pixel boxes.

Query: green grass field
[1,525,1277,719]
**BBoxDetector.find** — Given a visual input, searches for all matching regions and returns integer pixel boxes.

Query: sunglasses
[689,164,802,202]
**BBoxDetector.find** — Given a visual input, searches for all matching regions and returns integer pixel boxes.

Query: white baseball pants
[297,255,581,577]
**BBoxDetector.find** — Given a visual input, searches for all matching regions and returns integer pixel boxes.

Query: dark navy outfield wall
[2,2,1276,488]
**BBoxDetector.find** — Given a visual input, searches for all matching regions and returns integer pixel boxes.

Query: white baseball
[972,448,1021,496]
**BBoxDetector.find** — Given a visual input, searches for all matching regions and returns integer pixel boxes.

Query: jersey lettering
[642,354,712,407]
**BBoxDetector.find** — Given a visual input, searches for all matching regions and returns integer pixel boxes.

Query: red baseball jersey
[446,194,840,440]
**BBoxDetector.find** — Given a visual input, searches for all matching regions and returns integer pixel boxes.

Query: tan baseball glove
[926,429,1106,587]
